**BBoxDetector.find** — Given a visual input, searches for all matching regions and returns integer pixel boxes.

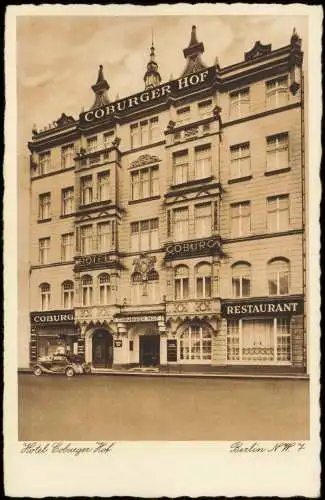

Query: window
[195,203,212,238]
[174,265,189,300]
[131,166,159,200]
[230,142,251,179]
[62,280,74,309]
[195,144,212,179]
[198,99,213,117]
[229,88,250,119]
[173,151,189,184]
[97,222,111,253]
[176,106,190,124]
[173,207,189,241]
[130,218,159,252]
[196,263,212,298]
[266,133,289,172]
[231,201,251,237]
[232,262,251,297]
[61,233,74,261]
[98,273,110,305]
[268,258,289,296]
[87,136,97,153]
[267,195,289,232]
[266,76,288,108]
[61,144,75,169]
[80,176,93,205]
[130,117,159,148]
[97,171,110,201]
[131,272,142,305]
[39,193,51,220]
[39,152,51,175]
[80,225,93,255]
[39,237,50,265]
[62,187,74,215]
[227,318,291,363]
[81,275,93,306]
[180,324,212,361]
[40,283,51,311]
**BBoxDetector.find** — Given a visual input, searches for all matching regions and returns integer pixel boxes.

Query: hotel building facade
[26,26,306,374]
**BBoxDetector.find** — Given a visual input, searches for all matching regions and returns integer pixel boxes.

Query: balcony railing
[75,305,120,322]
[166,298,221,318]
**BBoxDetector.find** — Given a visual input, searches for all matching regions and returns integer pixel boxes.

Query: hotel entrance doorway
[139,335,160,367]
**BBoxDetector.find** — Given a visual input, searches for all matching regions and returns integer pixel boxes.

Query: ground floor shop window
[180,324,212,361]
[226,317,291,363]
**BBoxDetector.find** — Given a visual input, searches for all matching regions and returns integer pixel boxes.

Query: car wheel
[33,367,42,376]
[65,367,75,377]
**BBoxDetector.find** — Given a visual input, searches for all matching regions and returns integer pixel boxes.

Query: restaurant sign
[31,310,75,325]
[79,68,215,126]
[165,236,221,261]
[221,298,304,317]
[74,252,119,271]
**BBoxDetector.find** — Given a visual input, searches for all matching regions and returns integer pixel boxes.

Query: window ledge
[170,176,214,189]
[60,213,75,219]
[128,195,161,205]
[228,175,252,184]
[37,218,52,224]
[264,167,291,176]
[79,200,112,209]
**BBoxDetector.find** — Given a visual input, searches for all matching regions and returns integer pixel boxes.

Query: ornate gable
[244,41,272,61]
[130,154,161,169]
[56,113,75,128]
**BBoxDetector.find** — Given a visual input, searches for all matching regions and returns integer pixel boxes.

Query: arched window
[232,262,251,297]
[195,262,212,298]
[268,258,289,296]
[62,280,74,309]
[98,273,110,305]
[148,270,159,303]
[40,283,50,311]
[180,323,212,361]
[131,271,160,305]
[131,272,142,305]
[174,265,189,300]
[81,275,93,306]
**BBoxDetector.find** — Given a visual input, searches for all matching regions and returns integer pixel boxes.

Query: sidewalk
[18,367,309,380]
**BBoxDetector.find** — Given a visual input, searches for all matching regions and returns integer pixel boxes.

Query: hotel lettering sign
[79,68,215,125]
[221,298,304,317]
[165,236,221,261]
[116,315,164,323]
[31,310,75,325]
[74,253,117,271]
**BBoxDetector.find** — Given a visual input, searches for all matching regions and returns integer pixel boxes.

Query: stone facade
[25,26,306,374]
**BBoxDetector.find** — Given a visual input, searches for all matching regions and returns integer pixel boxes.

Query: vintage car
[33,353,91,377]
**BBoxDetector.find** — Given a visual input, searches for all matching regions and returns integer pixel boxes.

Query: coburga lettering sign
[31,310,75,324]
[79,68,214,125]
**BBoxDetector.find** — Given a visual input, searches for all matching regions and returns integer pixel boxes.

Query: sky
[16,13,308,156]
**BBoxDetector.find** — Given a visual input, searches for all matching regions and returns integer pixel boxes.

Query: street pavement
[18,373,309,441]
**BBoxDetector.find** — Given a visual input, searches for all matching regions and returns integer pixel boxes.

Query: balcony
[166,298,221,320]
[75,149,112,170]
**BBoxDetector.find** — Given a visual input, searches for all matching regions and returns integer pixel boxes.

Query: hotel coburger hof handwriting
[25,25,306,374]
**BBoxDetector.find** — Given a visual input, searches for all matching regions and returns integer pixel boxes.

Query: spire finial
[182,25,207,77]
[91,64,110,109]
[144,33,161,89]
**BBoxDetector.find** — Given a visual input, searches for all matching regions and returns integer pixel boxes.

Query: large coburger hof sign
[165,236,221,261]
[31,310,75,325]
[79,68,215,126]
[221,297,304,317]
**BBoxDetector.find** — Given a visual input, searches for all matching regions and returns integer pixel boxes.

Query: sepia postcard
[4,3,322,497]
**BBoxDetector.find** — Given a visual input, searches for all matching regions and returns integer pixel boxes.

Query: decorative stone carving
[130,154,161,169]
[132,254,157,281]
[112,136,121,147]
[166,120,176,132]
[184,127,198,138]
